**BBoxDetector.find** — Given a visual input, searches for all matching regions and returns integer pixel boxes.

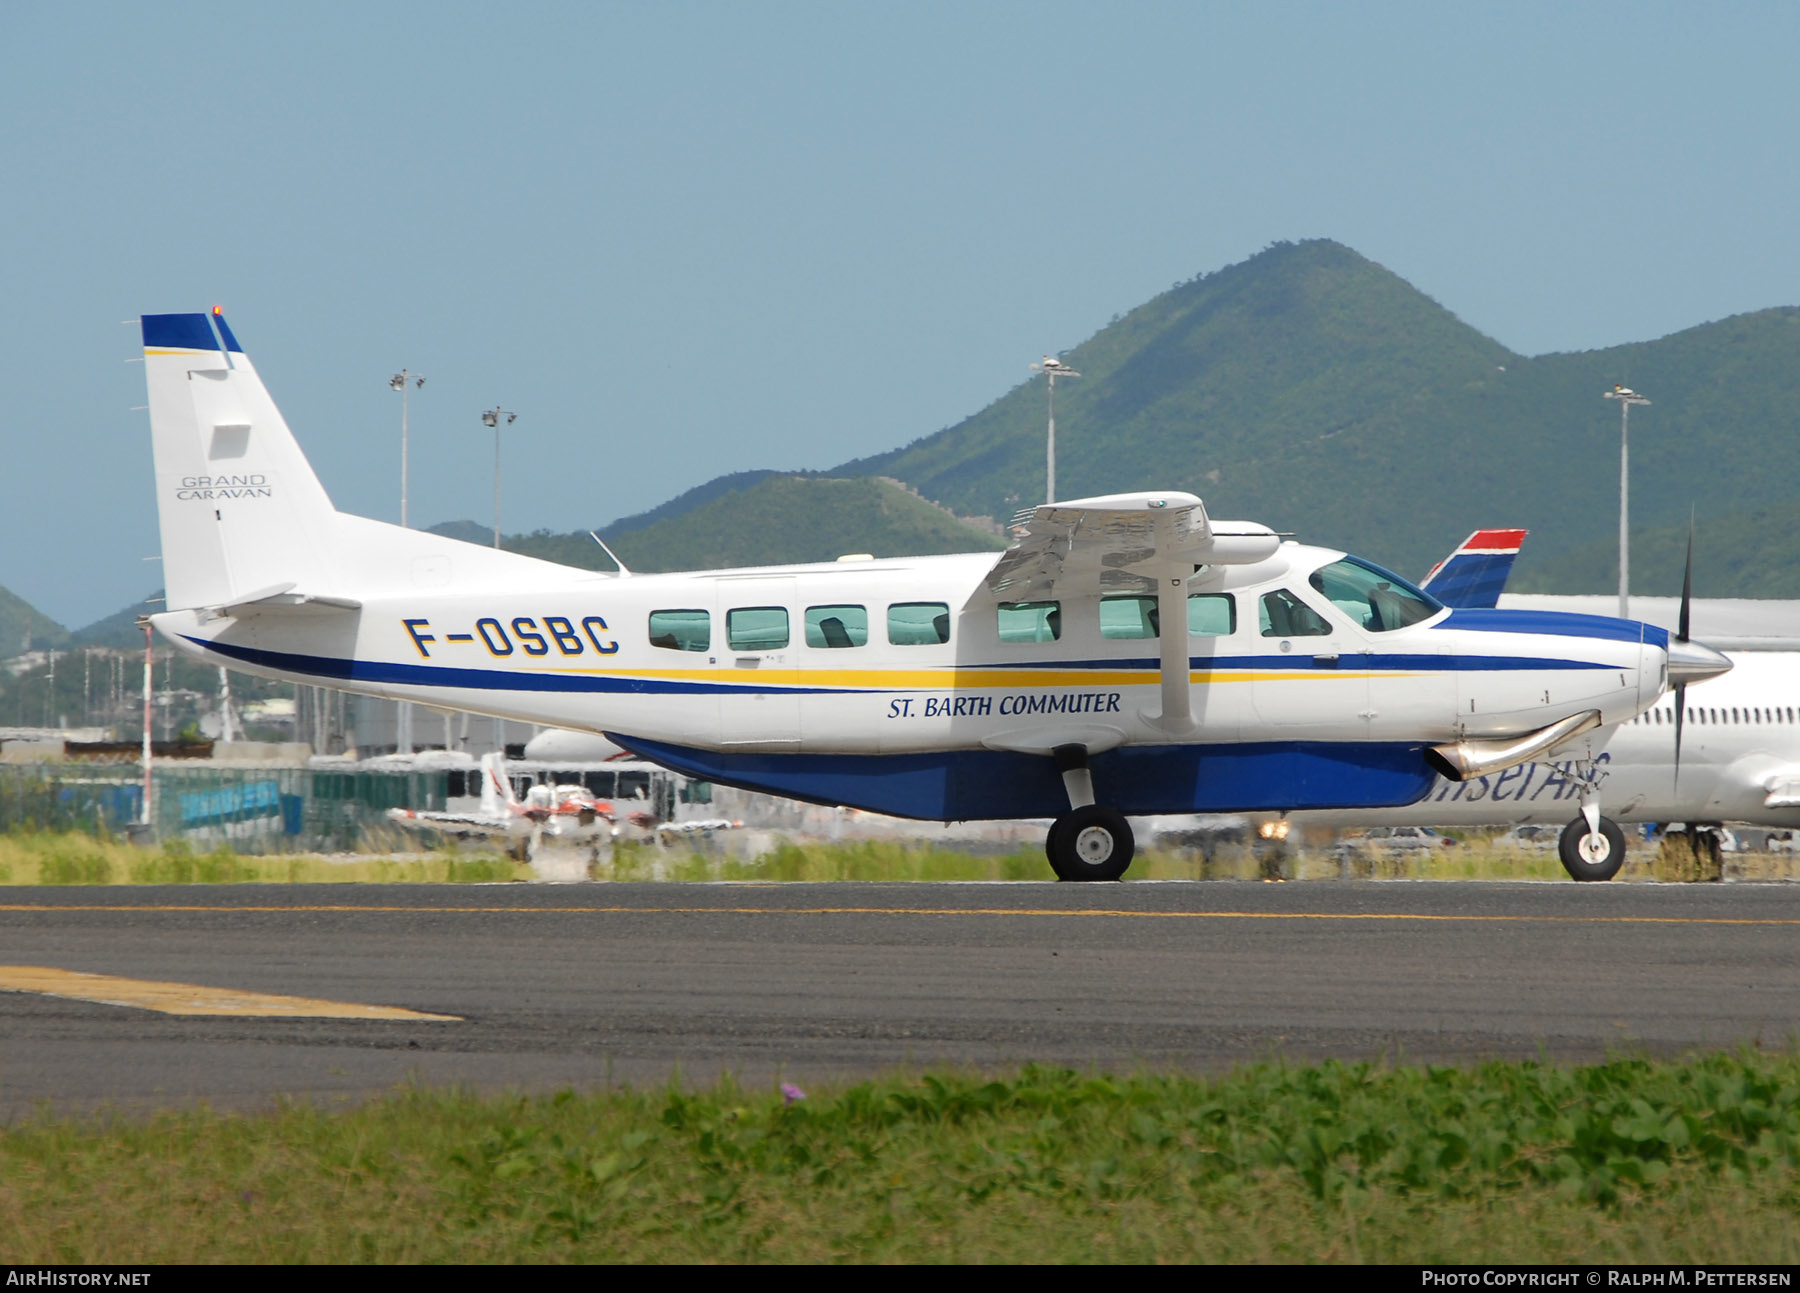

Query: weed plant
[4,1053,1800,1262]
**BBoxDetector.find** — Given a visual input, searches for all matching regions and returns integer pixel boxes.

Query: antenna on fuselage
[588,531,632,576]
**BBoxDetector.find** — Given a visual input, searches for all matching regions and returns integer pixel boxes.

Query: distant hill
[69,592,164,649]
[0,586,67,657]
[595,469,785,541]
[427,474,1005,576]
[814,239,1800,591]
[1514,490,1800,599]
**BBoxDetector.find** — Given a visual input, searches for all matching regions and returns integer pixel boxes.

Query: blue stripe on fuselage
[183,636,854,696]
[182,634,1619,694]
[967,653,1614,673]
[1442,608,1669,651]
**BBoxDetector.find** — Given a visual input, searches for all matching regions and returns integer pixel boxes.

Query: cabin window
[648,609,710,652]
[998,601,1060,643]
[888,602,951,645]
[1100,595,1159,640]
[727,606,789,651]
[1259,589,1332,638]
[805,605,868,648]
[1188,593,1236,637]
[1308,557,1442,632]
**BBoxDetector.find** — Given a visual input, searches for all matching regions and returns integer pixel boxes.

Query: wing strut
[1150,509,1195,734]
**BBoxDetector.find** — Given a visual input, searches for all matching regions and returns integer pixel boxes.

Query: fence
[0,764,448,854]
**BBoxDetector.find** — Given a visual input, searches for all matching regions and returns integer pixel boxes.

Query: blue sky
[5,1,1799,628]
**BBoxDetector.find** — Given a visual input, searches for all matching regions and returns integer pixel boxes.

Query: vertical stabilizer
[1418,528,1528,610]
[142,310,337,610]
[479,751,517,817]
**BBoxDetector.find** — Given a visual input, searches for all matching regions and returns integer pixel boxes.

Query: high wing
[984,492,1279,734]
[985,492,1277,599]
[386,807,528,838]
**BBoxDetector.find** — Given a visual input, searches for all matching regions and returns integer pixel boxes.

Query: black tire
[1044,816,1075,881]
[1048,806,1135,882]
[1559,815,1626,882]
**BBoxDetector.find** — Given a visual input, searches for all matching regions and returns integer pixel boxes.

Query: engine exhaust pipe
[1425,709,1603,783]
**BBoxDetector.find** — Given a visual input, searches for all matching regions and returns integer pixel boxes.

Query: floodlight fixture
[390,368,425,527]
[482,406,518,547]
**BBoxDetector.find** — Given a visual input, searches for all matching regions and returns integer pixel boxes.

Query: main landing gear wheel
[1559,815,1626,882]
[1047,805,1135,882]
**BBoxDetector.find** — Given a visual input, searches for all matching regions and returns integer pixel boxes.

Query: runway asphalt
[3,879,1798,1116]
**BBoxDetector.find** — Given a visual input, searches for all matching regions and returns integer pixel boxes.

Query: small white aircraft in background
[388,751,619,858]
[386,751,738,858]
[137,310,1728,880]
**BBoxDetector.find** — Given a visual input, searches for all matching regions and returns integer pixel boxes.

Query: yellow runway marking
[0,966,461,1020]
[0,903,1796,927]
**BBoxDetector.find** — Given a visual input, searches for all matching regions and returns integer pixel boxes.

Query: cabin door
[717,577,801,751]
[1247,587,1370,737]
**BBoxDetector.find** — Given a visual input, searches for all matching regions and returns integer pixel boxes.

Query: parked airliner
[136,310,1728,880]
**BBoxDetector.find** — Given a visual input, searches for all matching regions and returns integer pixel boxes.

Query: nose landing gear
[1558,814,1626,881]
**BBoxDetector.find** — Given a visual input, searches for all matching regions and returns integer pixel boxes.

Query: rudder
[142,309,337,610]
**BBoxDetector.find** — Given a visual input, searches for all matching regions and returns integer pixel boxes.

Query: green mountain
[70,593,164,649]
[0,586,68,658]
[430,474,1005,575]
[825,239,1800,592]
[1515,490,1800,599]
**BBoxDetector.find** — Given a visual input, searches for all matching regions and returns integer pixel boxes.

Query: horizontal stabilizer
[218,586,362,616]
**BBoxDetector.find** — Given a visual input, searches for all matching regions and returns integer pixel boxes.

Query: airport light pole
[1604,385,1651,619]
[390,370,425,753]
[1030,356,1079,503]
[481,406,518,549]
[389,370,425,527]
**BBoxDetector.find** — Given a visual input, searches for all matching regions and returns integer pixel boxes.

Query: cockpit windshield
[1308,557,1443,633]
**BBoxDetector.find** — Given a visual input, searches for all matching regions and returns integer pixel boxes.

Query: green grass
[6,1054,1800,1262]
[5,828,1796,885]
[0,831,526,885]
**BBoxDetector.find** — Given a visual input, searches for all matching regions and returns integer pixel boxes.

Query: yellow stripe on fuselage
[485,665,1420,690]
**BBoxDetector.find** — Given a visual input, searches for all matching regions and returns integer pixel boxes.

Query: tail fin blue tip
[140,310,243,354]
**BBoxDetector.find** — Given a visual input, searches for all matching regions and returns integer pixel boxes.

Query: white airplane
[386,750,738,857]
[387,751,617,857]
[136,309,1729,881]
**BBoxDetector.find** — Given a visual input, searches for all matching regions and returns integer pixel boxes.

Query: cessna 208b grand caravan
[138,310,1730,880]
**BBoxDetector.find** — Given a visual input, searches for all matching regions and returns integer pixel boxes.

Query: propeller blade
[1673,681,1686,789]
[1678,510,1695,642]
[1674,508,1695,785]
